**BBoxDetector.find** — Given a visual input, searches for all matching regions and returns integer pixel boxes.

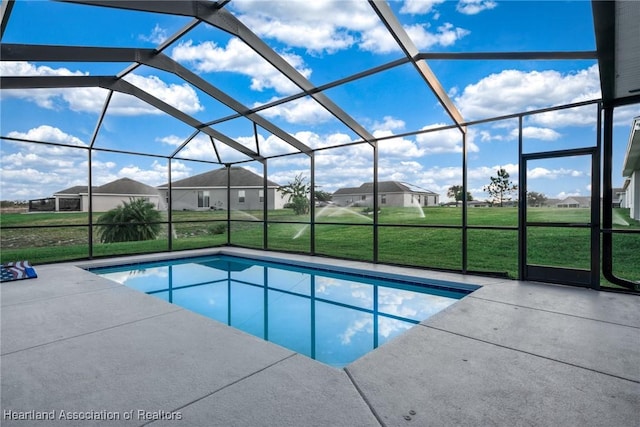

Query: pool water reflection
[91,256,474,367]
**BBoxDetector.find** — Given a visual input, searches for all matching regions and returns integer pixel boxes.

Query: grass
[1,207,638,287]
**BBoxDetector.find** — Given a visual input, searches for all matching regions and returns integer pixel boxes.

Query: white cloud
[117,160,172,187]
[291,130,356,150]
[157,135,185,147]
[415,124,478,153]
[527,167,584,180]
[7,125,87,147]
[360,21,469,54]
[0,61,87,78]
[401,0,446,15]
[139,24,169,44]
[405,23,470,49]
[171,38,310,95]
[121,74,203,115]
[528,104,598,129]
[231,1,468,55]
[257,97,333,125]
[173,134,219,162]
[455,65,602,124]
[555,190,583,199]
[456,0,497,15]
[1,61,203,116]
[511,126,562,141]
[375,130,425,158]
[173,133,253,163]
[1,126,89,199]
[231,0,378,54]
[372,116,406,132]
[236,133,300,157]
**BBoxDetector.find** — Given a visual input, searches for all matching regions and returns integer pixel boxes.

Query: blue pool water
[90,255,477,367]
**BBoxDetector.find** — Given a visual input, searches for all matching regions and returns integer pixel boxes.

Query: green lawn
[1,207,638,287]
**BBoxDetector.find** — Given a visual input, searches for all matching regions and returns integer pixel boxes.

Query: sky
[1,0,638,204]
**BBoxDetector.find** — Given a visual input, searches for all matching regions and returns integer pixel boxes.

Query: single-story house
[158,167,286,211]
[441,200,490,208]
[556,196,592,208]
[612,187,626,208]
[622,116,640,220]
[332,181,439,208]
[51,178,162,212]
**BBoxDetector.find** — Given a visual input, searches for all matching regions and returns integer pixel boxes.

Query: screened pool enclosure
[1,0,638,292]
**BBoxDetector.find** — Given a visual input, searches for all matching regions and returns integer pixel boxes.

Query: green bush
[96,198,162,243]
[208,223,227,235]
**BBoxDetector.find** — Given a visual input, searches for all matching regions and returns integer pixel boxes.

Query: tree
[278,174,311,215]
[527,191,548,207]
[447,185,473,207]
[314,190,333,203]
[97,198,162,243]
[484,168,517,207]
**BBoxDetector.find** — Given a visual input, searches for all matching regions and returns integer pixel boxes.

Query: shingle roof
[333,181,437,195]
[559,196,591,204]
[54,185,94,195]
[159,167,280,189]
[93,178,159,195]
[53,179,158,196]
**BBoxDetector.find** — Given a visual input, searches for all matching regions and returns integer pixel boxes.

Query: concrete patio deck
[1,248,638,427]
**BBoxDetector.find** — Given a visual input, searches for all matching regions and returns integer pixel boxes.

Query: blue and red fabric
[0,260,38,282]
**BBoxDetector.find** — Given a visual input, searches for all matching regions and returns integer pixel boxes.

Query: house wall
[332,194,359,207]
[167,187,286,211]
[333,192,439,208]
[629,171,639,220]
[81,195,161,212]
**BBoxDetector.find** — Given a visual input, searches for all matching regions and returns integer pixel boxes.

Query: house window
[361,195,366,201]
[198,191,210,208]
[381,194,386,204]
[259,190,264,203]
[238,190,245,203]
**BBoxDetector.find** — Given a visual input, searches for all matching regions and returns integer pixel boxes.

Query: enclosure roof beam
[62,0,378,146]
[109,79,264,161]
[201,8,378,146]
[58,0,227,17]
[1,75,262,161]
[1,43,311,155]
[417,51,598,60]
[368,0,465,132]
[1,43,157,62]
[147,55,312,155]
[1,0,15,40]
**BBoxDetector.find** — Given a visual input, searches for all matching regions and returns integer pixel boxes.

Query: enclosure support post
[226,164,231,245]
[310,154,316,255]
[263,160,268,250]
[373,141,379,263]
[518,115,525,280]
[168,159,173,252]
[461,129,468,273]
[88,149,93,259]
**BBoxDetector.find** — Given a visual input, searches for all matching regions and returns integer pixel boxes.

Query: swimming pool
[90,255,478,367]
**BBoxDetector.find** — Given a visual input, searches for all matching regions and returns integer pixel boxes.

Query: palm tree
[96,198,162,243]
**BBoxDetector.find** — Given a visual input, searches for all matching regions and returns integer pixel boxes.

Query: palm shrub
[97,198,162,243]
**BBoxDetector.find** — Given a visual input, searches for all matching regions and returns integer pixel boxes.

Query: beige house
[158,167,286,211]
[621,117,640,220]
[51,178,161,212]
[332,181,439,208]
[556,196,592,208]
